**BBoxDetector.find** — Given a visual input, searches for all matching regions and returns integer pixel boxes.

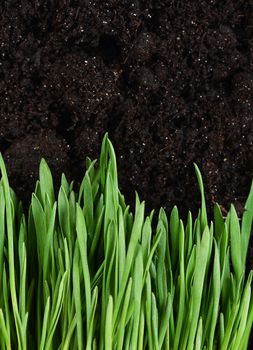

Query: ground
[0,0,253,344]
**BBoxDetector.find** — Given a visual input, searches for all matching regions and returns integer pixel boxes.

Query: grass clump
[0,133,253,349]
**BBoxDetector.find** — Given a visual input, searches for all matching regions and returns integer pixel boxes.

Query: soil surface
[0,0,253,343]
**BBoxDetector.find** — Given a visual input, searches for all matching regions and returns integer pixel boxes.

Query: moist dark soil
[1,0,253,344]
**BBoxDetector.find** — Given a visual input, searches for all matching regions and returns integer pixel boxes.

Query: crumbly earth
[0,0,253,342]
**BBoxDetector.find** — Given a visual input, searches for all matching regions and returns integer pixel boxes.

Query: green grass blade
[116,278,132,350]
[151,293,159,350]
[230,204,243,283]
[0,308,11,349]
[73,243,83,350]
[39,158,55,207]
[76,204,91,337]
[188,226,210,349]
[158,292,173,348]
[130,246,144,349]
[105,295,113,350]
[208,240,221,349]
[173,220,185,350]
[170,205,179,269]
[241,179,253,266]
[39,297,50,350]
[194,163,208,230]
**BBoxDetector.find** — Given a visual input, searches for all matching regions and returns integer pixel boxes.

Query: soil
[0,0,253,345]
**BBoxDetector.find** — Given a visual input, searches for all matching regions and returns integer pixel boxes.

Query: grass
[0,132,252,349]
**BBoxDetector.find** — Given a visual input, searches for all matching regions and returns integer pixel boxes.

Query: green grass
[0,132,252,349]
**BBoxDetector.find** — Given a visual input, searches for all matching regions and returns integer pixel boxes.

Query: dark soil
[0,0,253,344]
